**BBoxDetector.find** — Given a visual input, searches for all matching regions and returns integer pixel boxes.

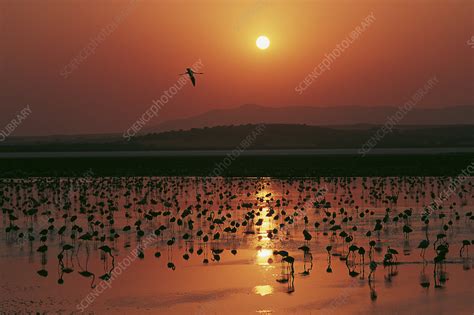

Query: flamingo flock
[0,176,473,296]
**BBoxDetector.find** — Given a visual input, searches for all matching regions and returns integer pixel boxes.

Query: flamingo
[179,68,204,86]
[460,240,471,257]
[417,239,429,258]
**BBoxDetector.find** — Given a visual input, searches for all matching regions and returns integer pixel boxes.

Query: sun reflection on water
[257,248,273,259]
[253,285,274,296]
[256,248,274,266]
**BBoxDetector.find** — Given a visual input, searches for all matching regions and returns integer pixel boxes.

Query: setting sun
[256,35,270,50]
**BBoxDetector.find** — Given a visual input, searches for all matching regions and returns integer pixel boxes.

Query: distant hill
[136,124,474,150]
[144,104,474,133]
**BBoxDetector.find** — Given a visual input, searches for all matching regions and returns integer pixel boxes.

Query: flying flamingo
[179,68,204,86]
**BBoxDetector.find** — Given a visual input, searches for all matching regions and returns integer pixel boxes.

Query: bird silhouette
[179,68,204,86]
[417,239,429,258]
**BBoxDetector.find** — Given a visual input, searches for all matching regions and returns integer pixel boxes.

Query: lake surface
[0,177,473,314]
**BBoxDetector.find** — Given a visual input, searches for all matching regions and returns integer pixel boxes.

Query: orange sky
[1,0,473,136]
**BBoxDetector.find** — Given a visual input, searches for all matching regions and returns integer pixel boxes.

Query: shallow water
[0,177,473,314]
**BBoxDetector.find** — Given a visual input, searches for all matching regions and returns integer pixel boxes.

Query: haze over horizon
[0,104,473,138]
[1,0,473,136]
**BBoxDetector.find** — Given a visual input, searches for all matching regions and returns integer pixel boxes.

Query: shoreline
[0,147,473,158]
[0,153,472,178]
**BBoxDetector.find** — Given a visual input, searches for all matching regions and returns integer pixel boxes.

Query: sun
[256,35,270,50]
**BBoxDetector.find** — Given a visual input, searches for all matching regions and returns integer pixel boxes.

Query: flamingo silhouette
[459,240,471,257]
[179,68,204,86]
[418,239,429,258]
